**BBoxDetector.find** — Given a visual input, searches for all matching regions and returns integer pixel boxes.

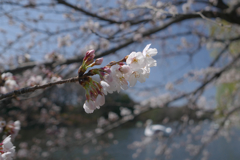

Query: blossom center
[132,57,138,63]
[134,72,140,78]
[146,53,151,57]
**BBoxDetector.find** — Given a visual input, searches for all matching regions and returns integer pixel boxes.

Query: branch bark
[3,10,240,75]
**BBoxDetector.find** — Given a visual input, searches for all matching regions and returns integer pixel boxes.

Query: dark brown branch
[2,51,239,101]
[56,0,150,25]
[192,44,230,104]
[56,0,120,24]
[2,10,240,74]
[0,77,78,101]
[167,53,240,105]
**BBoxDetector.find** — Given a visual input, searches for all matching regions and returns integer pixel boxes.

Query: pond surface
[34,121,240,160]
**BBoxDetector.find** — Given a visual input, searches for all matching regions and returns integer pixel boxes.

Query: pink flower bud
[103,67,111,74]
[118,62,124,66]
[83,50,95,62]
[86,50,95,57]
[95,58,103,65]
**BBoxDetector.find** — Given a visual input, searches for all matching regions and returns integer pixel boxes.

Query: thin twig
[196,11,231,28]
[0,77,78,100]
[191,105,240,160]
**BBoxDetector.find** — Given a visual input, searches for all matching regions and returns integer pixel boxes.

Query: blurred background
[1,0,240,159]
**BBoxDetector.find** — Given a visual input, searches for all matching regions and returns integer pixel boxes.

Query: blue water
[45,121,240,160]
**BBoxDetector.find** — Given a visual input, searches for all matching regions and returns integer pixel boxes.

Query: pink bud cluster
[80,44,158,113]
[78,50,103,77]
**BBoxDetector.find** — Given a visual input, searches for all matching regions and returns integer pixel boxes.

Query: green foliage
[229,41,240,55]
[216,82,236,109]
[208,20,240,116]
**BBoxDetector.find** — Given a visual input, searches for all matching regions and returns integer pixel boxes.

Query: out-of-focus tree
[1,0,240,159]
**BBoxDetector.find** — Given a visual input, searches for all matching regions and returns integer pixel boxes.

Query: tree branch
[56,0,120,24]
[0,77,78,101]
[2,10,240,74]
[191,105,240,160]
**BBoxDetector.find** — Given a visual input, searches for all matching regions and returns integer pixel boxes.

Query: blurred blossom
[156,1,164,7]
[5,79,18,90]
[185,67,220,81]
[57,35,71,48]
[100,39,110,49]
[218,68,240,83]
[41,152,49,158]
[4,121,21,140]
[133,33,143,42]
[206,41,223,49]
[46,140,54,147]
[119,22,130,30]
[85,131,93,138]
[84,20,100,31]
[95,128,104,134]
[196,110,204,118]
[165,82,174,90]
[107,132,114,139]
[108,112,119,121]
[27,75,43,86]
[181,37,191,48]
[197,96,208,109]
[120,107,131,116]
[97,117,109,128]
[17,54,31,64]
[0,121,6,128]
[168,5,178,15]
[209,0,218,6]
[182,2,192,13]
[146,93,172,108]
[50,76,62,82]
[44,52,65,61]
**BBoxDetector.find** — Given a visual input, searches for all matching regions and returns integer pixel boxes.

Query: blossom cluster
[80,44,158,113]
[44,52,65,61]
[0,120,21,140]
[0,120,20,160]
[0,68,62,94]
[0,73,18,94]
[0,136,16,160]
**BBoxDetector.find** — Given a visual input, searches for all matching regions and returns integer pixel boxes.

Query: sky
[0,0,225,107]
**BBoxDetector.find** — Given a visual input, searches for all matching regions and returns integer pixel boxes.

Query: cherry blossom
[80,44,158,113]
[83,100,96,113]
[142,44,157,67]
[126,52,146,70]
[128,68,148,87]
[0,136,16,160]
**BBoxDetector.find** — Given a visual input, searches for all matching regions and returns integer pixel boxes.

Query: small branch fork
[191,105,240,160]
[0,56,127,101]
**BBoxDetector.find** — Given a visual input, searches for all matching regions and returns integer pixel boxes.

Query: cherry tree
[1,0,240,159]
